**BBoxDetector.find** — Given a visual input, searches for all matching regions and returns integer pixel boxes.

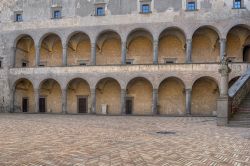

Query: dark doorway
[78,97,87,113]
[22,98,28,112]
[243,45,250,62]
[125,97,133,115]
[39,97,46,113]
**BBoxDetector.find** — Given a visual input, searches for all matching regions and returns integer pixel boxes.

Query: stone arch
[192,26,220,63]
[158,77,186,115]
[67,78,91,114]
[96,30,122,65]
[226,24,250,62]
[96,77,121,115]
[126,28,153,64]
[192,76,219,116]
[126,77,153,115]
[39,33,63,67]
[39,78,62,113]
[14,34,36,67]
[158,27,186,63]
[67,32,91,66]
[13,78,35,113]
[191,25,222,39]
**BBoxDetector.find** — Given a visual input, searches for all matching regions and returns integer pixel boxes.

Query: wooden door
[39,97,46,113]
[78,97,87,113]
[22,98,28,112]
[126,98,133,115]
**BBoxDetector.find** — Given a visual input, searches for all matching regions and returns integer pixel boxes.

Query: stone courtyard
[0,114,249,166]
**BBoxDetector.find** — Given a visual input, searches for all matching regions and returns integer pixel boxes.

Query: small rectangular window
[22,62,27,67]
[53,10,61,19]
[0,60,2,68]
[79,63,86,66]
[141,4,150,13]
[96,7,105,16]
[15,13,23,22]
[187,2,196,11]
[234,0,242,9]
[126,59,134,65]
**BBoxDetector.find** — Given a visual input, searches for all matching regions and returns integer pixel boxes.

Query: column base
[216,96,231,126]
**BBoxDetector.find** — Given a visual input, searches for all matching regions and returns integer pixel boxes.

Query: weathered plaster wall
[40,79,62,113]
[96,38,121,65]
[192,77,219,116]
[40,35,63,67]
[158,78,185,115]
[127,37,153,64]
[127,78,152,115]
[96,79,121,115]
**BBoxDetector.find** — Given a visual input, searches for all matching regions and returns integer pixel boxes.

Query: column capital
[185,88,192,92]
[153,88,159,92]
[219,38,227,43]
[153,40,159,45]
[63,45,68,50]
[186,39,192,43]
[35,45,41,49]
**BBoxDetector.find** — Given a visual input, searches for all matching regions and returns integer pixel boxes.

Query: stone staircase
[229,93,250,127]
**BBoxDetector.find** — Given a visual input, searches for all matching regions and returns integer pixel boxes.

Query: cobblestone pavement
[0,114,250,166]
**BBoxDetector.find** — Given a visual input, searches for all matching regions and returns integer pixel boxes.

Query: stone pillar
[120,89,126,114]
[34,89,39,113]
[217,58,231,126]
[185,89,192,115]
[35,45,40,67]
[12,47,17,68]
[219,38,226,61]
[91,42,96,65]
[121,41,127,64]
[153,40,159,64]
[62,89,67,114]
[91,89,96,114]
[62,45,67,66]
[186,39,192,63]
[152,89,158,115]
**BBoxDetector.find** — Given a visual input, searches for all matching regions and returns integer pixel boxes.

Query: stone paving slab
[0,114,249,166]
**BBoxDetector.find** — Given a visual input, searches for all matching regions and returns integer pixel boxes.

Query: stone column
[153,40,159,64]
[34,89,39,113]
[217,58,231,126]
[120,89,126,114]
[185,89,192,115]
[62,45,67,66]
[152,89,158,115]
[186,39,192,63]
[62,89,67,114]
[219,38,226,61]
[12,47,17,68]
[121,41,127,64]
[91,42,96,65]
[35,45,40,67]
[91,89,96,114]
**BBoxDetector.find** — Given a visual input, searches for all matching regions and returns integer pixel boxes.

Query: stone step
[239,102,250,107]
[229,120,250,125]
[240,103,250,108]
[231,117,250,121]
[228,123,250,128]
[236,109,250,113]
